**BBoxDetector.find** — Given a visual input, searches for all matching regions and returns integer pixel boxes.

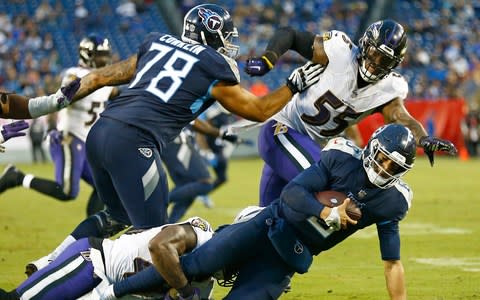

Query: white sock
[49,235,77,261]
[22,174,34,188]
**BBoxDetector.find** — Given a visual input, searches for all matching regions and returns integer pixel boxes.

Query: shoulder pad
[323,137,362,159]
[393,180,413,209]
[322,30,356,72]
[382,72,408,99]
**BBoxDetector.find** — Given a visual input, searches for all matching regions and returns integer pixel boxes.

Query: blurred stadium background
[0,0,480,299]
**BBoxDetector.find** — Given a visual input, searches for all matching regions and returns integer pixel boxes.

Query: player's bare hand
[337,198,358,229]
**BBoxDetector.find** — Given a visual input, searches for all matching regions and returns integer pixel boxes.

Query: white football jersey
[91,217,213,283]
[57,66,113,141]
[273,30,408,145]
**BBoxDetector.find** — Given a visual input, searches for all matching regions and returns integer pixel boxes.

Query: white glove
[324,207,341,231]
[286,62,324,94]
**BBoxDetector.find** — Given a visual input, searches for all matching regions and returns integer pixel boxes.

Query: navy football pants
[181,206,294,299]
[86,117,169,228]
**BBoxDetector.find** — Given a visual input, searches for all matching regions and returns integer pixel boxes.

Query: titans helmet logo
[198,8,223,33]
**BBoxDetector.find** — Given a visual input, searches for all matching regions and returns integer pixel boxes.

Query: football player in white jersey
[245,19,458,206]
[0,217,214,300]
[0,34,117,216]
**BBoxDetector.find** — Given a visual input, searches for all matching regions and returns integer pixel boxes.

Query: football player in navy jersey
[244,20,457,207]
[165,118,239,223]
[64,3,321,229]
[100,124,415,300]
[21,4,322,277]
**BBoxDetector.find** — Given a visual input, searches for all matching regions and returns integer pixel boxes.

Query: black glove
[219,126,239,144]
[286,62,323,94]
[420,136,458,166]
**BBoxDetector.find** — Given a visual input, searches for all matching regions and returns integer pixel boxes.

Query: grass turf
[0,156,479,299]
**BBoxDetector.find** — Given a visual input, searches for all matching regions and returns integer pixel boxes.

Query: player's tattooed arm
[72,55,138,102]
[381,97,428,144]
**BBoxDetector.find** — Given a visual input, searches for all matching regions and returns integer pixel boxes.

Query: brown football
[314,190,362,221]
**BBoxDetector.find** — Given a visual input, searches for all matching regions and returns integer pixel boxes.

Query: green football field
[0,157,479,299]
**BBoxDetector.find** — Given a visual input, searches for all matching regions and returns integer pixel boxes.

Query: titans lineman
[245,20,457,206]
[0,34,116,216]
[20,3,321,278]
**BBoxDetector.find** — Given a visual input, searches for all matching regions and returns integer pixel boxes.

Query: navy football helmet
[362,124,416,189]
[181,4,239,59]
[358,19,407,82]
[79,34,112,68]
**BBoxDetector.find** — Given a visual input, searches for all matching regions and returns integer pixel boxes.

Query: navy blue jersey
[279,137,412,260]
[101,32,239,149]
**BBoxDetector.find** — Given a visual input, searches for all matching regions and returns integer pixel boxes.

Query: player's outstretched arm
[192,119,239,144]
[1,79,80,119]
[381,98,457,166]
[72,55,138,102]
[214,62,322,122]
[384,260,406,300]
[245,27,328,76]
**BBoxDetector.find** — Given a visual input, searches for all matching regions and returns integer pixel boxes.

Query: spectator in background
[42,33,54,52]
[34,0,53,24]
[29,117,47,164]
[461,108,480,157]
[116,0,137,32]
[74,0,89,35]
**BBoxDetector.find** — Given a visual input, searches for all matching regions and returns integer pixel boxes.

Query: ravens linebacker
[245,19,457,207]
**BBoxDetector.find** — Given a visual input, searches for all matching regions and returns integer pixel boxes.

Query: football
[315,190,362,221]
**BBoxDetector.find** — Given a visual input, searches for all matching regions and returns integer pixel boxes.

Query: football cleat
[0,164,23,194]
[25,255,51,277]
[24,264,37,278]
[197,195,214,208]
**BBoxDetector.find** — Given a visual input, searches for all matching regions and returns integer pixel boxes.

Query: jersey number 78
[129,43,199,102]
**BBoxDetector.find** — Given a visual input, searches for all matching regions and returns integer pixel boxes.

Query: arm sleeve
[264,26,316,64]
[279,162,329,222]
[377,221,401,260]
